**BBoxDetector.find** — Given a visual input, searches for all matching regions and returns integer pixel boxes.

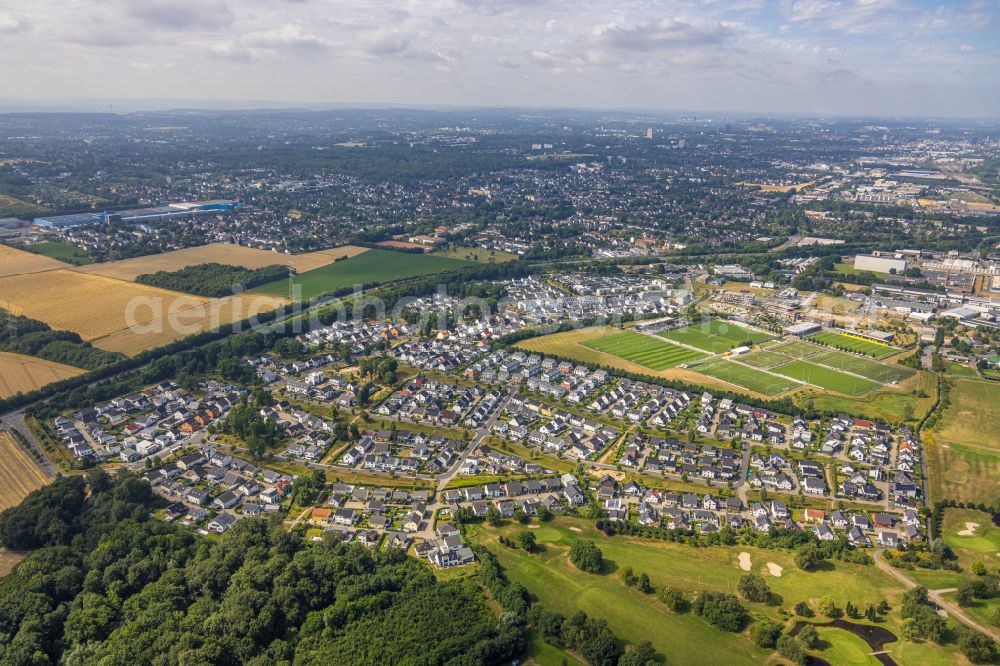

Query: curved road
[872,549,999,642]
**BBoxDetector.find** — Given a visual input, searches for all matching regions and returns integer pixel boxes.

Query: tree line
[0,471,524,666]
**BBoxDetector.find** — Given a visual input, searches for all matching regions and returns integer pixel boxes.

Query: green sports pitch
[693,360,802,396]
[657,319,771,353]
[809,350,914,384]
[583,331,707,370]
[770,360,881,396]
[807,331,896,358]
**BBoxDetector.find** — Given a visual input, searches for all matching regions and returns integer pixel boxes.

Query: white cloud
[0,12,27,34]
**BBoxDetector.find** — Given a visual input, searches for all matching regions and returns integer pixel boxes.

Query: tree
[517,531,537,553]
[658,587,689,613]
[616,641,656,666]
[636,573,653,594]
[797,624,819,649]
[737,573,771,603]
[692,592,749,632]
[569,540,604,574]
[817,595,839,618]
[794,601,814,617]
[749,620,782,648]
[487,505,503,526]
[794,542,823,571]
[777,634,806,665]
[958,628,997,663]
[537,507,554,522]
[972,561,988,576]
[845,600,859,619]
[621,566,637,586]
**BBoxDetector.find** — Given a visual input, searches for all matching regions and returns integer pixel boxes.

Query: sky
[0,0,998,117]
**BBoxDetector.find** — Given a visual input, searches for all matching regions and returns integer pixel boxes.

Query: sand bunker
[569,526,583,532]
[766,562,784,577]
[738,552,752,571]
[527,525,540,529]
[958,522,980,536]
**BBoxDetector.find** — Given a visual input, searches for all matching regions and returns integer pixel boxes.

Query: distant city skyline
[1,0,997,117]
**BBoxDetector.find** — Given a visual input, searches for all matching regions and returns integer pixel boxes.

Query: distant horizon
[0,1,997,119]
[0,97,998,122]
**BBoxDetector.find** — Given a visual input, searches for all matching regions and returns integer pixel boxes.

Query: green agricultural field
[694,360,801,396]
[583,330,706,370]
[809,350,913,384]
[808,331,895,359]
[928,379,1000,504]
[659,318,771,353]
[467,517,960,666]
[768,340,822,358]
[252,248,471,299]
[22,241,93,265]
[772,360,881,395]
[738,350,789,369]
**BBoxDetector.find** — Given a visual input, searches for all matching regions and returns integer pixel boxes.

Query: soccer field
[808,331,895,358]
[770,360,881,395]
[658,319,771,353]
[768,340,821,359]
[738,350,790,369]
[694,360,802,396]
[584,331,707,370]
[810,350,914,384]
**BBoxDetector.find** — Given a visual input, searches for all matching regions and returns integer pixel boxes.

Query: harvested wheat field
[76,243,369,281]
[0,352,85,399]
[0,269,209,340]
[0,244,70,278]
[92,293,289,355]
[0,431,50,510]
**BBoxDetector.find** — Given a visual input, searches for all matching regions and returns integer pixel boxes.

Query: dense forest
[0,472,524,666]
[0,308,124,371]
[136,263,291,297]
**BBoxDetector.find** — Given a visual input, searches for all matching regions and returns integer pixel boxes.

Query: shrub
[750,620,782,648]
[777,634,806,665]
[658,587,689,613]
[793,601,814,618]
[797,624,819,649]
[692,592,749,632]
[569,540,604,573]
[737,573,771,603]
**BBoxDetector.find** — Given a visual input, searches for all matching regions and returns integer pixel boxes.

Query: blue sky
[1,0,997,116]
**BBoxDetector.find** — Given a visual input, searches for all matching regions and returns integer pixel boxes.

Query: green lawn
[772,360,881,396]
[694,359,802,396]
[738,350,790,369]
[945,362,980,378]
[809,350,913,384]
[835,262,887,276]
[584,330,707,370]
[21,240,93,265]
[467,517,959,666]
[927,379,1000,504]
[252,249,472,299]
[808,332,895,359]
[942,508,1000,572]
[524,631,586,666]
[814,627,883,665]
[658,318,771,353]
[769,340,822,359]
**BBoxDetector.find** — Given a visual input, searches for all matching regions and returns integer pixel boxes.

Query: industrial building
[34,199,239,229]
[854,254,907,274]
[784,321,822,337]
[34,212,103,229]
